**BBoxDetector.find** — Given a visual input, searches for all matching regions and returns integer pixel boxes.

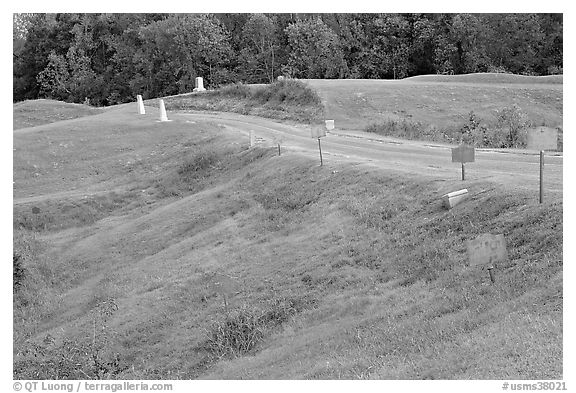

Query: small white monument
[193,77,206,92]
[325,120,335,131]
[158,99,169,122]
[137,95,145,115]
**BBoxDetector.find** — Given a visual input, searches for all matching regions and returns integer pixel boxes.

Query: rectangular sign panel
[325,120,335,131]
[466,234,508,266]
[527,126,558,151]
[311,125,327,138]
[451,144,475,163]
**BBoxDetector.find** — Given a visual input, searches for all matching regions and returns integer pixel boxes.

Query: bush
[365,118,426,140]
[210,83,251,98]
[459,111,489,146]
[14,298,124,380]
[252,79,322,106]
[493,104,530,148]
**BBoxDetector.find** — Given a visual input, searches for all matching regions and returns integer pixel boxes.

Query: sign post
[311,125,327,166]
[540,150,544,204]
[451,144,475,180]
[466,233,508,284]
[273,136,283,156]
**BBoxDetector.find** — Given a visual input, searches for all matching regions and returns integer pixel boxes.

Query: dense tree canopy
[13,13,563,105]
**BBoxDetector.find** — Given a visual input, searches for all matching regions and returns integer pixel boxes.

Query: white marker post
[158,99,169,122]
[249,130,255,147]
[193,77,206,92]
[137,95,145,115]
[540,150,544,204]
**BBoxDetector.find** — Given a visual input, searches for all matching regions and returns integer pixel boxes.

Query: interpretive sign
[452,144,475,163]
[452,144,475,180]
[466,234,508,267]
[527,126,558,151]
[325,120,335,131]
[311,125,327,139]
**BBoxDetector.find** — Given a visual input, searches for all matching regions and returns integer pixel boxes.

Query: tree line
[13,13,563,106]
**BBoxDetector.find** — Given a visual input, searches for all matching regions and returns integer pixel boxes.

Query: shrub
[14,298,124,380]
[493,104,530,148]
[210,83,251,98]
[459,111,490,146]
[365,118,426,140]
[252,79,322,106]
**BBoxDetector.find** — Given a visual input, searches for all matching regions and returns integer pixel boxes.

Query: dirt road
[181,111,563,197]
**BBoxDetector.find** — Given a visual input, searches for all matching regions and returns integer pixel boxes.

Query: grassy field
[13,100,562,380]
[13,99,104,130]
[304,73,563,138]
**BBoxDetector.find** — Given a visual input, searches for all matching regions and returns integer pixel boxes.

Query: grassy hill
[13,101,562,379]
[304,73,563,135]
[13,99,104,130]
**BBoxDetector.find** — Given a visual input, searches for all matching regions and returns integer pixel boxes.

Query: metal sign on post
[466,233,508,283]
[311,125,327,166]
[527,127,558,151]
[451,144,475,180]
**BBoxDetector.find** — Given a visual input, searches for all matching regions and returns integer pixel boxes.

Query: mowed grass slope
[13,101,562,379]
[304,73,563,131]
[13,99,104,130]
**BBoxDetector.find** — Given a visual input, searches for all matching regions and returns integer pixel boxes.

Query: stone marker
[527,126,558,151]
[137,95,145,115]
[466,233,508,267]
[249,130,255,147]
[325,120,335,131]
[441,189,468,209]
[277,76,284,81]
[193,77,206,92]
[311,125,327,139]
[158,99,169,121]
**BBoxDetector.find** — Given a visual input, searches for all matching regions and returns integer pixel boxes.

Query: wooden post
[278,143,281,156]
[461,163,465,181]
[487,266,495,284]
[539,150,544,204]
[318,137,323,166]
